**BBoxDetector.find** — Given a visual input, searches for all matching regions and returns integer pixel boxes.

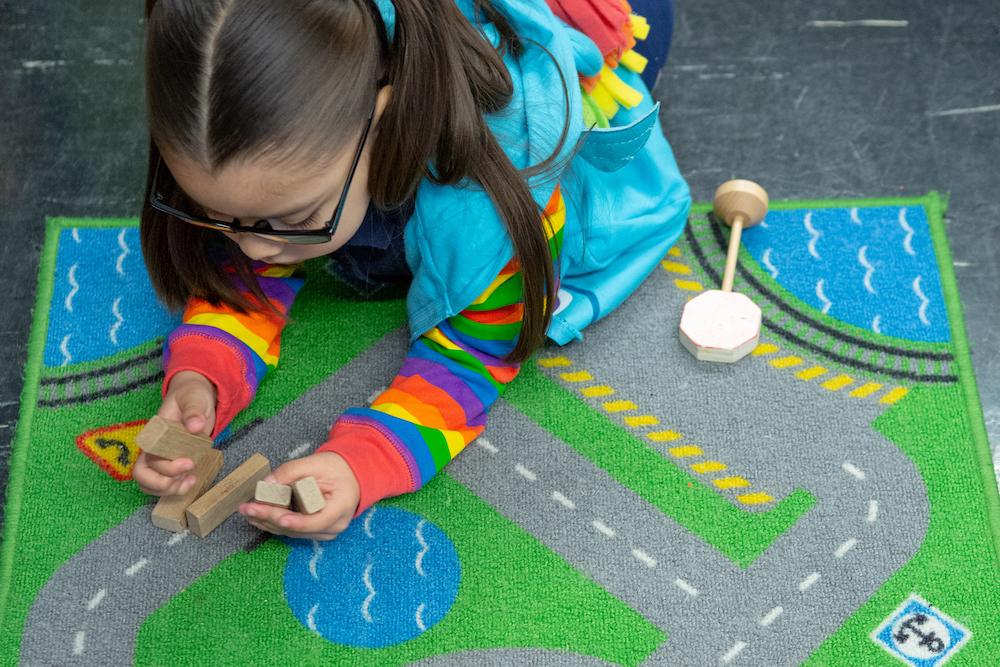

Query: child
[133,0,690,540]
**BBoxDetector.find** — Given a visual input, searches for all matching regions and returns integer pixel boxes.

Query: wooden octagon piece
[679,290,762,363]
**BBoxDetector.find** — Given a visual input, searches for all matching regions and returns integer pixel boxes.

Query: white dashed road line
[721,640,747,663]
[842,461,866,480]
[125,558,149,577]
[476,437,498,453]
[631,549,657,568]
[674,578,698,597]
[515,464,537,482]
[551,491,576,510]
[759,606,783,627]
[798,572,821,592]
[591,519,616,538]
[834,538,858,558]
[86,589,105,610]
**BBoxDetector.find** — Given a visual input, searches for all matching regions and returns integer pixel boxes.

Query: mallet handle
[721,214,746,292]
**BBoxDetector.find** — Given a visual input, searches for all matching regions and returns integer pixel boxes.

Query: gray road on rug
[19,269,928,666]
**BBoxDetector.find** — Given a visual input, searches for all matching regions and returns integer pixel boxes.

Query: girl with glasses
[135,0,689,540]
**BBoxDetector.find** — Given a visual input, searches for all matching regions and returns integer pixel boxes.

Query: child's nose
[237,233,282,261]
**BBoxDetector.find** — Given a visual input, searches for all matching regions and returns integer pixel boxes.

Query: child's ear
[374,84,393,122]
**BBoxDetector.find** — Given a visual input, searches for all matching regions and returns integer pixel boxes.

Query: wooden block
[185,453,270,537]
[136,415,212,461]
[254,480,292,508]
[151,448,224,532]
[292,476,326,514]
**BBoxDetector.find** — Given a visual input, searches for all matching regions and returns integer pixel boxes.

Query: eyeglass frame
[148,99,376,245]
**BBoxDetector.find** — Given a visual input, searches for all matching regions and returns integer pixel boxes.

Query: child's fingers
[147,456,195,477]
[134,466,195,496]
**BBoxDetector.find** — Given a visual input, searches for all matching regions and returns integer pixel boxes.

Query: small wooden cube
[151,448,224,532]
[254,480,292,508]
[136,415,212,461]
[185,453,271,537]
[292,476,326,514]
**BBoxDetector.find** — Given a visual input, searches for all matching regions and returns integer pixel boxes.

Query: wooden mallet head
[679,180,769,363]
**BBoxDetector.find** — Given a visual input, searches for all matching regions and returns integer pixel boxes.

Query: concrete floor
[1,1,998,518]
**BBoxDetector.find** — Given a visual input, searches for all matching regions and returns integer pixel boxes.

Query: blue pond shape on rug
[45,227,178,367]
[741,205,949,343]
[283,506,461,648]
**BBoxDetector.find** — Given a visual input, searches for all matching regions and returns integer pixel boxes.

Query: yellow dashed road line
[796,366,828,381]
[737,492,775,505]
[880,387,909,404]
[771,355,804,370]
[674,279,704,292]
[850,382,883,398]
[821,375,854,391]
[661,260,691,275]
[691,461,728,474]
[536,354,776,508]
[647,430,683,442]
[713,476,751,489]
[624,415,660,427]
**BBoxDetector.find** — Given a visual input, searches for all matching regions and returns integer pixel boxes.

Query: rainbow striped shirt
[162,187,565,513]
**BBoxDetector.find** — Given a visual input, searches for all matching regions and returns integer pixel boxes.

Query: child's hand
[158,370,217,438]
[132,371,217,497]
[238,451,361,541]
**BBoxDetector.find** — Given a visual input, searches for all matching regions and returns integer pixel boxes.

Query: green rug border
[2,197,999,635]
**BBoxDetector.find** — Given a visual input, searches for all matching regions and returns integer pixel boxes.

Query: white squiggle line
[109,297,123,345]
[116,229,130,276]
[60,334,73,366]
[415,603,427,631]
[858,246,876,294]
[65,263,79,312]
[415,520,429,577]
[363,507,375,538]
[309,540,323,580]
[307,603,320,632]
[361,562,376,623]
[804,212,822,259]
[762,248,779,279]
[912,275,930,325]
[72,228,81,243]
[899,209,916,256]
[815,279,832,314]
[759,218,769,228]
[872,315,882,334]
[850,208,861,225]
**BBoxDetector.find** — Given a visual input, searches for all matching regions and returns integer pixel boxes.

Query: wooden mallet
[679,179,769,363]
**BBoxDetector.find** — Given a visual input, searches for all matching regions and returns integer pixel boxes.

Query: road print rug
[2,194,998,666]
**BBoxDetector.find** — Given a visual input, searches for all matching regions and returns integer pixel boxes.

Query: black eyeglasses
[148,101,375,245]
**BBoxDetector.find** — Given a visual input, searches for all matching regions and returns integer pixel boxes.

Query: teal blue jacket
[395,0,691,344]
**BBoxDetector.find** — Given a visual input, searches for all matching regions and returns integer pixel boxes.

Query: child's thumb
[175,391,212,436]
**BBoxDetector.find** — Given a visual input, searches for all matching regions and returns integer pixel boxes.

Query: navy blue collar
[343,200,413,250]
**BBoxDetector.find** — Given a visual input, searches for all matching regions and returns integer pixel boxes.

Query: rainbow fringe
[546,0,650,126]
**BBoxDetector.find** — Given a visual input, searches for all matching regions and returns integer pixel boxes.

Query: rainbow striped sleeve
[319,187,565,504]
[162,262,305,438]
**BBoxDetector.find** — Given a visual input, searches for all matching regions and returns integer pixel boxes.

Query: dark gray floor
[1,1,998,523]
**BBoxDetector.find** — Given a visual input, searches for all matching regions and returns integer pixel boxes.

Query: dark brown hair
[141,0,570,362]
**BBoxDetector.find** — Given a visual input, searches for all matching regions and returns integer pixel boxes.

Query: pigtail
[371,0,572,363]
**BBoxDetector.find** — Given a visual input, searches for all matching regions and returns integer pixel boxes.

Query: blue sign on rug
[871,594,971,666]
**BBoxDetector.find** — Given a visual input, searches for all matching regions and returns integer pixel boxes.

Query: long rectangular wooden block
[254,480,292,508]
[292,476,326,514]
[136,415,212,461]
[151,448,224,532]
[185,453,271,537]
